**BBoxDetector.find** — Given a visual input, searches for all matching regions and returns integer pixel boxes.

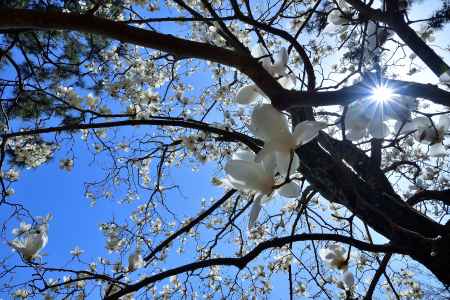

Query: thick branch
[2,118,262,151]
[280,78,450,109]
[1,9,449,110]
[0,8,284,103]
[407,189,450,206]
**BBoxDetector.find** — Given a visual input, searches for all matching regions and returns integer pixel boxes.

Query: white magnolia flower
[341,270,355,290]
[345,96,415,140]
[250,104,326,175]
[224,150,301,227]
[412,115,450,156]
[320,244,355,290]
[70,246,84,257]
[319,244,348,271]
[235,45,296,105]
[10,220,49,261]
[128,249,145,272]
[439,70,450,84]
[326,0,352,33]
[12,222,31,236]
[235,84,264,105]
[235,43,297,105]
[253,44,288,77]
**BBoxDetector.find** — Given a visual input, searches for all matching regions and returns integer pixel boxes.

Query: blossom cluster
[8,135,55,168]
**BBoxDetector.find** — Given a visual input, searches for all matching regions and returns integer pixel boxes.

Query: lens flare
[372,86,393,102]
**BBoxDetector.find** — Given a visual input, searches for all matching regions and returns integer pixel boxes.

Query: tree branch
[407,189,450,206]
[105,234,397,300]
[144,189,237,262]
[1,118,262,151]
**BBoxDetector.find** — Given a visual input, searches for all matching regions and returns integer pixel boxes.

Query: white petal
[275,151,300,176]
[342,271,355,290]
[415,127,436,144]
[254,143,274,163]
[438,114,450,131]
[429,143,447,157]
[261,149,278,176]
[232,150,255,162]
[278,73,296,89]
[270,47,288,75]
[277,181,301,198]
[338,0,351,11]
[250,104,291,140]
[345,102,371,131]
[225,160,260,182]
[221,176,250,191]
[225,160,273,194]
[225,160,262,188]
[292,121,327,146]
[412,117,432,129]
[319,248,336,263]
[248,195,263,228]
[385,97,414,121]
[252,44,271,66]
[439,70,450,83]
[235,84,261,105]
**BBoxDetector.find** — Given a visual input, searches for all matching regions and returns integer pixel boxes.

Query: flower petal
[275,151,300,176]
[277,181,301,198]
[412,117,432,129]
[270,47,288,75]
[319,248,336,263]
[278,73,296,89]
[292,121,327,146]
[250,104,291,141]
[232,150,255,162]
[235,84,261,105]
[262,155,277,176]
[439,70,450,84]
[342,271,354,290]
[225,160,273,194]
[430,143,447,157]
[438,114,450,131]
[252,44,271,67]
[248,195,263,228]
[221,176,250,191]
[254,143,274,163]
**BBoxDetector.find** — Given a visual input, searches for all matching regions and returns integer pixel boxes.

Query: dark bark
[289,113,450,286]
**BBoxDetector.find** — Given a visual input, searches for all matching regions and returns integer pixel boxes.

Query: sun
[372,85,393,102]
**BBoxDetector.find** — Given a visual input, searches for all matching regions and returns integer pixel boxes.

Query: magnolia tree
[1,0,450,299]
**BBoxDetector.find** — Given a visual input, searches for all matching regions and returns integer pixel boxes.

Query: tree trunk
[290,109,450,286]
